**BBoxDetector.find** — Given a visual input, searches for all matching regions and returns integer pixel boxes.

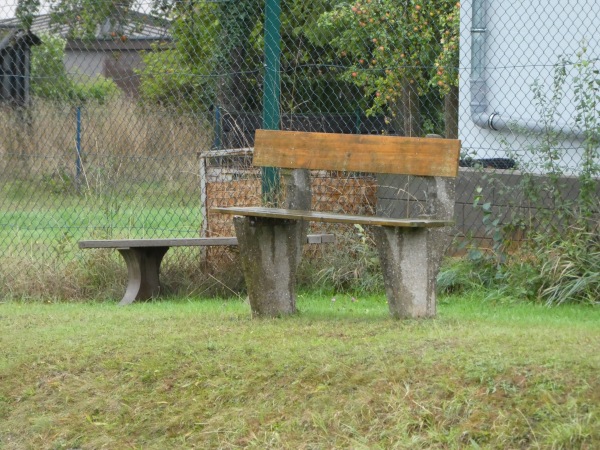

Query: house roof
[0,28,41,51]
[0,11,171,41]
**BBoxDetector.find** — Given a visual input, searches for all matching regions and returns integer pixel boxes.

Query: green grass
[0,181,202,256]
[1,294,598,449]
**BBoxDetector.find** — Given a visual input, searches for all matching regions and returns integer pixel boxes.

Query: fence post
[213,104,222,150]
[75,106,82,192]
[261,0,282,203]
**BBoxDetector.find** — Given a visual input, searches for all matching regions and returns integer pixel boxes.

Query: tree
[216,0,263,113]
[139,0,354,115]
[278,0,361,114]
[17,0,141,39]
[17,0,460,136]
[315,0,460,136]
[136,0,264,113]
[137,2,221,112]
[15,0,40,29]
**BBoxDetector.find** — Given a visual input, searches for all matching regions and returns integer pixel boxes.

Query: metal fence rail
[1,0,598,299]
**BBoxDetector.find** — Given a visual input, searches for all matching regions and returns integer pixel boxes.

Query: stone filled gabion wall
[205,171,377,237]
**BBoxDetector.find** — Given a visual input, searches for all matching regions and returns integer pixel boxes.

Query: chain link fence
[1,0,598,300]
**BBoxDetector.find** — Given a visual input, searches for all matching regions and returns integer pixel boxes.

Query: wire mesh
[0,0,598,299]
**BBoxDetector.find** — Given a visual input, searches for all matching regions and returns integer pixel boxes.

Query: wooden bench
[212,129,460,319]
[79,234,334,305]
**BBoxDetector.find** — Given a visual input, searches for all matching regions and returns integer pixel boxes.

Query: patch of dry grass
[0,99,211,182]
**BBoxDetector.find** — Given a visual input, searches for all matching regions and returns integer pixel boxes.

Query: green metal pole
[261,0,282,203]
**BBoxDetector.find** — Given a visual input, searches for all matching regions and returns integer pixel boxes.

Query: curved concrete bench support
[118,247,168,305]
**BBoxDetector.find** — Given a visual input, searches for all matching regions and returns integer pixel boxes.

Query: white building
[458,0,600,173]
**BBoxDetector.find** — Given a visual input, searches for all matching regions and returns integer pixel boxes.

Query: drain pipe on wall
[469,0,586,139]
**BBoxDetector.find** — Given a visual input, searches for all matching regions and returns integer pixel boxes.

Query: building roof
[0,11,171,42]
[0,28,41,51]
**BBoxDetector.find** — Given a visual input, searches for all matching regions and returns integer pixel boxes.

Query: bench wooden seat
[212,129,460,319]
[79,237,239,249]
[79,234,334,305]
[211,207,453,228]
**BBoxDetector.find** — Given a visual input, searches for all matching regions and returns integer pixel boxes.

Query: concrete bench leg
[233,216,307,317]
[117,247,169,305]
[374,227,444,319]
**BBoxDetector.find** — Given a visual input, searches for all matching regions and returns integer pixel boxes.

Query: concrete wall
[454,168,598,241]
[375,168,599,241]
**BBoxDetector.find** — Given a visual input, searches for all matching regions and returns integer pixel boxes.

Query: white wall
[458,0,600,172]
[65,51,106,79]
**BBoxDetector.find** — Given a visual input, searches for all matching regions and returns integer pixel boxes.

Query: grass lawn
[0,181,202,265]
[1,294,599,449]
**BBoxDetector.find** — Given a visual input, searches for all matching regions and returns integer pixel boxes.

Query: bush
[138,48,215,112]
[136,4,220,112]
[436,257,497,295]
[69,77,119,105]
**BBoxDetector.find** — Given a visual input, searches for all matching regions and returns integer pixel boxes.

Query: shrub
[69,77,119,105]
[436,257,497,295]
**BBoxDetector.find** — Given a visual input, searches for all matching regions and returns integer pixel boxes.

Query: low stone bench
[212,129,460,319]
[79,234,334,305]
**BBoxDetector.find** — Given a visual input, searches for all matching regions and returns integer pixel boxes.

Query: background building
[458,0,600,172]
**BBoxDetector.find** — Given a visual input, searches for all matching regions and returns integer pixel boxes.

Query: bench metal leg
[374,227,444,319]
[233,216,307,317]
[117,247,169,305]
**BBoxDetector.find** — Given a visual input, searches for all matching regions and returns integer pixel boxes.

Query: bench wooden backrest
[254,129,461,177]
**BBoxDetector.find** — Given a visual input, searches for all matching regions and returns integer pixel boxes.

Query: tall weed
[536,227,600,305]
[299,224,383,295]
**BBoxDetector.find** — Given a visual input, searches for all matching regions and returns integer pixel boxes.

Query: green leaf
[468,249,484,261]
